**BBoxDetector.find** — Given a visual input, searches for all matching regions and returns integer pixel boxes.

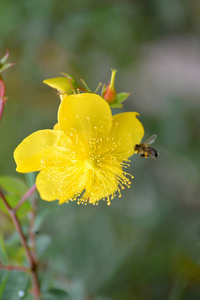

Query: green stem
[80,79,92,92]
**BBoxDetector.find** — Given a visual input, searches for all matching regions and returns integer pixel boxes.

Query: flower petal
[111,112,144,158]
[36,171,60,201]
[14,130,62,173]
[53,123,60,130]
[58,93,112,137]
[36,170,86,204]
[43,77,73,92]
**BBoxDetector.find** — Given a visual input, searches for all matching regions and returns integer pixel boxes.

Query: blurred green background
[1,0,200,299]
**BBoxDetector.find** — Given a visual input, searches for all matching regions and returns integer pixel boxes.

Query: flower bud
[0,78,5,98]
[102,69,131,108]
[0,51,14,121]
[102,69,117,104]
[43,74,78,94]
[0,78,7,121]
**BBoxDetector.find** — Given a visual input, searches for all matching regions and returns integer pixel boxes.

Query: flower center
[84,157,97,170]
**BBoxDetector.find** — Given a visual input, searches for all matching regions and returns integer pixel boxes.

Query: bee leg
[140,153,150,158]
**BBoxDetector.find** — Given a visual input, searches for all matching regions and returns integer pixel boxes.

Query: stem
[31,272,40,300]
[9,209,34,267]
[80,79,92,92]
[0,188,40,299]
[29,196,37,264]
[94,82,102,94]
[14,183,36,212]
[0,264,29,272]
[0,189,11,210]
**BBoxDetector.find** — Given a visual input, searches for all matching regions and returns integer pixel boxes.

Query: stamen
[41,128,133,205]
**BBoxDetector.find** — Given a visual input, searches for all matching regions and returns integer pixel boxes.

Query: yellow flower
[14,93,144,205]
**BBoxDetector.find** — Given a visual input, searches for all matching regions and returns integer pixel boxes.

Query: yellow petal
[53,123,60,130]
[36,171,60,201]
[43,77,72,92]
[58,93,112,138]
[14,130,62,173]
[111,112,144,158]
[36,170,85,204]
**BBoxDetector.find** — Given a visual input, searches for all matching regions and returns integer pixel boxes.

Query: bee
[135,134,159,158]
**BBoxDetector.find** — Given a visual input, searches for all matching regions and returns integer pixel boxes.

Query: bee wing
[144,134,157,145]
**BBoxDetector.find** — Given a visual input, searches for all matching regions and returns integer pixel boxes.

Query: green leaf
[0,272,9,299]
[5,232,20,247]
[0,235,9,264]
[41,288,70,300]
[0,63,14,73]
[36,234,51,259]
[25,172,36,187]
[0,195,31,219]
[4,232,25,264]
[34,209,50,231]
[0,176,27,197]
[116,92,131,103]
[60,73,78,90]
[0,51,9,64]
[0,176,31,218]
[0,271,30,300]
[110,92,132,108]
[110,102,123,108]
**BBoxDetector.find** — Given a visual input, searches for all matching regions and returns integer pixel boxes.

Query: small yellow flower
[14,93,144,205]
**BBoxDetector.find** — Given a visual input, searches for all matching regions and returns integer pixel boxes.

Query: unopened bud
[0,78,6,120]
[102,69,117,104]
[43,75,78,93]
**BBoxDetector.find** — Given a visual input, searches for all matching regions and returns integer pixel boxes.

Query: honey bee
[135,134,158,158]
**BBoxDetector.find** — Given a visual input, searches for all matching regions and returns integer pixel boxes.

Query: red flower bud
[0,78,6,121]
[0,51,14,121]
[0,78,6,98]
[103,69,117,104]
